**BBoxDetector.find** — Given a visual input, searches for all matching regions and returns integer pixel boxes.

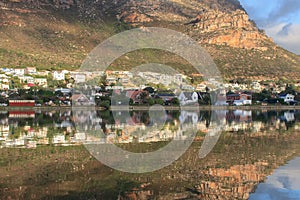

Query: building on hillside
[73,73,86,83]
[53,71,66,81]
[1,84,9,90]
[181,85,195,91]
[196,84,207,92]
[34,78,48,87]
[55,88,72,94]
[37,71,50,76]
[25,67,37,75]
[14,68,25,76]
[19,76,34,84]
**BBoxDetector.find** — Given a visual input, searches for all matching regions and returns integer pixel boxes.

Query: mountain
[0,0,299,81]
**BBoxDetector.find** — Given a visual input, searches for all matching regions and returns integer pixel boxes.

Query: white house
[2,78,9,83]
[19,76,34,84]
[53,71,66,81]
[174,74,183,83]
[251,81,262,91]
[159,74,173,86]
[1,84,9,90]
[178,92,198,105]
[74,74,86,83]
[25,67,37,75]
[0,74,8,78]
[35,78,48,87]
[53,135,66,144]
[37,70,50,76]
[66,83,73,88]
[196,84,207,92]
[55,88,72,94]
[74,132,86,141]
[106,77,117,85]
[280,94,295,104]
[14,68,25,76]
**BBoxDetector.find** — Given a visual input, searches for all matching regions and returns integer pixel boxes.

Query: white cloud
[265,23,300,54]
[249,157,300,200]
[239,0,300,54]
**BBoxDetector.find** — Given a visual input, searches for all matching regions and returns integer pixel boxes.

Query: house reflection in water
[0,109,300,199]
[0,109,298,148]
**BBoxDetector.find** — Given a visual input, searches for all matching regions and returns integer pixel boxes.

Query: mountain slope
[0,0,299,81]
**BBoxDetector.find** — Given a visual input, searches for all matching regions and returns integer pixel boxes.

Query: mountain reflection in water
[0,109,299,199]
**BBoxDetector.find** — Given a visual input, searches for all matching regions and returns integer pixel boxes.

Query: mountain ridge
[0,0,299,81]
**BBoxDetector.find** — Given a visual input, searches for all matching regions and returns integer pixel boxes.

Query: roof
[227,93,251,97]
[280,93,294,97]
[71,94,89,101]
[126,90,146,100]
[182,92,195,100]
[227,94,240,97]
[157,93,175,97]
[27,83,35,87]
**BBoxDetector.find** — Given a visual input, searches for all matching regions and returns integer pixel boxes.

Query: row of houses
[123,90,298,106]
[105,89,252,106]
[0,67,104,90]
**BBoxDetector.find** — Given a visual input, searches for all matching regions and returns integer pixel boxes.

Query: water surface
[0,109,299,199]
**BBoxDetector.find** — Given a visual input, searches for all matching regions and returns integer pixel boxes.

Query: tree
[226,90,235,95]
[170,98,180,106]
[139,91,148,104]
[147,98,155,106]
[199,95,211,105]
[155,98,164,105]
[99,75,108,91]
[285,84,297,95]
[205,86,210,93]
[99,100,111,110]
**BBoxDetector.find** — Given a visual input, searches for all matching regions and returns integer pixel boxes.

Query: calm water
[249,157,300,200]
[0,109,300,199]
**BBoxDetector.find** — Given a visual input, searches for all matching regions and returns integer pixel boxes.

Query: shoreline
[0,105,299,111]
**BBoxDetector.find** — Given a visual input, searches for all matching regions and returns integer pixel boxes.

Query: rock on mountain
[0,0,299,80]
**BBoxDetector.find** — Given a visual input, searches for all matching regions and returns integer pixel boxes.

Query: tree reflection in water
[0,109,299,199]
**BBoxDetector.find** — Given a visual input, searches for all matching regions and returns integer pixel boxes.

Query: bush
[155,98,164,105]
[147,98,155,106]
[99,100,111,109]
[170,98,180,106]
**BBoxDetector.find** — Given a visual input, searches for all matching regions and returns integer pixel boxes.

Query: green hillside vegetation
[0,0,299,81]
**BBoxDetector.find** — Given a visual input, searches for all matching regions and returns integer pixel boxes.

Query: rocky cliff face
[187,9,272,50]
[0,0,299,79]
[110,0,272,50]
[0,0,284,50]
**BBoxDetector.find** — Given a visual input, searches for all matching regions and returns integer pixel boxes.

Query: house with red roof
[126,90,149,104]
[71,94,90,106]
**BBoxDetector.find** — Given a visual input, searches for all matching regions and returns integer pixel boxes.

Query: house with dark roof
[156,93,176,105]
[279,94,297,105]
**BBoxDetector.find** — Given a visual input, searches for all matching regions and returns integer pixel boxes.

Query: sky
[249,157,300,200]
[239,0,300,54]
